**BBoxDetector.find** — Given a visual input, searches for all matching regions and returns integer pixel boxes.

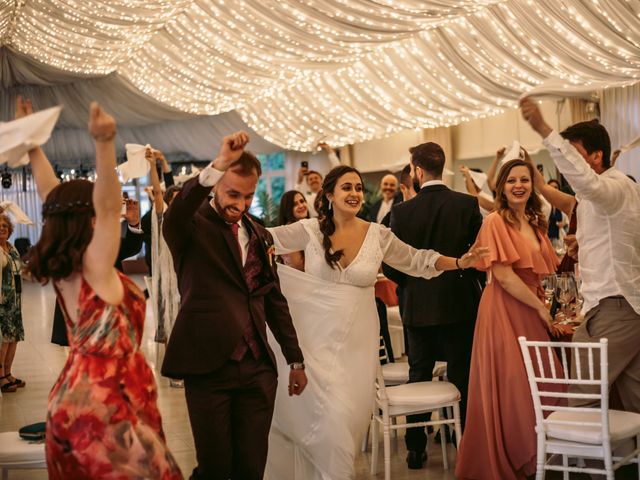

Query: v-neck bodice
[304,220,381,286]
[269,218,444,288]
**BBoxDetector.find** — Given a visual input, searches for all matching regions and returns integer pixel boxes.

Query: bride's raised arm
[267,220,311,255]
[379,226,488,279]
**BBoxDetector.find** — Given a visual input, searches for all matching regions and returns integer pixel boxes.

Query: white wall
[343,101,573,192]
[452,101,572,160]
[351,130,423,173]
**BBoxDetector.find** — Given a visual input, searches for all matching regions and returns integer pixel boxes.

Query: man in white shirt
[370,174,399,223]
[294,143,341,217]
[521,98,640,414]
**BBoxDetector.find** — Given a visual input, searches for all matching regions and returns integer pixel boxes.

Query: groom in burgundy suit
[162,132,307,480]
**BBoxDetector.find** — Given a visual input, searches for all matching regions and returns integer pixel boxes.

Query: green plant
[256,189,280,227]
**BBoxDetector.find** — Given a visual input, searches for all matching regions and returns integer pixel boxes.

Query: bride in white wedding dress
[265,165,486,480]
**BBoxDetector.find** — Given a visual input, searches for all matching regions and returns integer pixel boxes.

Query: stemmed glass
[555,273,577,322]
[541,274,557,309]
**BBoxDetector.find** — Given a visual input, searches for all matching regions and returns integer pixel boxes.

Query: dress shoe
[406,450,427,469]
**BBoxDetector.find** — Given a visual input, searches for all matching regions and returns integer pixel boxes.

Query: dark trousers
[184,354,277,480]
[405,322,474,453]
[376,297,395,362]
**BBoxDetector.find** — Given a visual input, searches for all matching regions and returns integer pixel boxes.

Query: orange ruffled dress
[455,212,564,480]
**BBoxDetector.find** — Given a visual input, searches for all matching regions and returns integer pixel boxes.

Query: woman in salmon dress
[18,97,182,479]
[456,159,564,480]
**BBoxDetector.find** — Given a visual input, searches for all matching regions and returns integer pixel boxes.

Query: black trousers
[184,354,277,480]
[404,322,474,453]
[376,297,395,362]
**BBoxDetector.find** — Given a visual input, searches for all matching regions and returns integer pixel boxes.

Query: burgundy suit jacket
[161,176,303,378]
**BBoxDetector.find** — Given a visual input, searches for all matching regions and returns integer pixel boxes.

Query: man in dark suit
[369,173,401,223]
[162,131,307,480]
[383,142,483,469]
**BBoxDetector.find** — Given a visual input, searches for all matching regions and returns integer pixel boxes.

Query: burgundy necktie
[230,222,242,262]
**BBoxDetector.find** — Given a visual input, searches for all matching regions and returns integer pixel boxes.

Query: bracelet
[456,258,461,270]
[290,362,305,370]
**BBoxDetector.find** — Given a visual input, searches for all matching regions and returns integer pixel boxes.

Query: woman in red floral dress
[19,96,183,480]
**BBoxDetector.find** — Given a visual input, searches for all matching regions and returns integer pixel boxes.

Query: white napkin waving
[519,79,638,101]
[0,200,33,225]
[467,169,487,190]
[619,135,640,154]
[119,144,151,182]
[174,165,201,186]
[0,106,62,167]
[501,140,523,165]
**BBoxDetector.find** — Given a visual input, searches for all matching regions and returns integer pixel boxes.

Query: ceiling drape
[0,0,638,152]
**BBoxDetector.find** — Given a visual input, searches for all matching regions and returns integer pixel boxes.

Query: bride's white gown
[265,218,443,480]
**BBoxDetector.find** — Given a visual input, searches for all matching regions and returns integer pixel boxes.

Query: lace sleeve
[267,220,312,254]
[379,225,443,280]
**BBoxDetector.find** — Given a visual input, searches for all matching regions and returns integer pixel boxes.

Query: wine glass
[552,238,566,256]
[555,273,577,322]
[541,274,557,309]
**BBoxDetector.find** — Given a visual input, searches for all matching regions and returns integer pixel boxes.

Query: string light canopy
[1,0,639,151]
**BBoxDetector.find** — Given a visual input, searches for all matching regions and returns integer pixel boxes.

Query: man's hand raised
[519,98,552,138]
[212,131,249,171]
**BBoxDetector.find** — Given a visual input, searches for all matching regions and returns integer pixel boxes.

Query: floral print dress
[0,245,24,342]
[46,271,183,479]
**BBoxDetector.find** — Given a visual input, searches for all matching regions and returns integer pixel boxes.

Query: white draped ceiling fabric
[0,0,639,158]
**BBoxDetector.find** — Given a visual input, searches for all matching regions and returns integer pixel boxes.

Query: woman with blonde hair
[0,213,25,393]
[456,159,564,480]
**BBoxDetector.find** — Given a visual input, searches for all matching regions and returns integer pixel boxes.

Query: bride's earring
[328,199,333,211]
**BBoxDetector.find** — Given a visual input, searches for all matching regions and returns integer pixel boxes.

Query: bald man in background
[370,173,400,223]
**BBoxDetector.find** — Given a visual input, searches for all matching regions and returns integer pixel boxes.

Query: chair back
[375,363,389,404]
[378,335,389,365]
[518,337,609,443]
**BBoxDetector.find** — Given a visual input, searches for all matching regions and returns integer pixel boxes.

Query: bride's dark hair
[317,165,365,268]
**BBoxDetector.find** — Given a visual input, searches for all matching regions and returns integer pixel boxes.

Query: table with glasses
[542,269,583,342]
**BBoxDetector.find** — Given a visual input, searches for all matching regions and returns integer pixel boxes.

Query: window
[250,152,286,218]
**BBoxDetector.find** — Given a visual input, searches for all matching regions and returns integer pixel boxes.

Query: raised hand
[611,149,621,166]
[318,142,333,153]
[212,131,249,171]
[88,102,116,142]
[458,245,490,269]
[459,165,470,176]
[519,98,552,138]
[15,95,33,119]
[496,147,506,160]
[145,147,154,164]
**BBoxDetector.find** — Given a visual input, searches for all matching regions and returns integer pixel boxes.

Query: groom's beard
[213,194,248,224]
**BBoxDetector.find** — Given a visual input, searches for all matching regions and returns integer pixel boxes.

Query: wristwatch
[290,362,305,370]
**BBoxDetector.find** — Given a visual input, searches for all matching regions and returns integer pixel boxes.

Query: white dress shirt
[199,164,250,265]
[376,198,394,224]
[420,180,446,189]
[543,131,640,315]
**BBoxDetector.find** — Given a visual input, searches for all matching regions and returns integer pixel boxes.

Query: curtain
[600,83,640,181]
[569,99,598,124]
[0,169,41,246]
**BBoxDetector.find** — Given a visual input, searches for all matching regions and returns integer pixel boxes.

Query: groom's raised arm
[164,131,250,254]
[163,169,220,254]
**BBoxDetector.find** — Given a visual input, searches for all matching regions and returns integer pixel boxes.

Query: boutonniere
[264,238,275,267]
